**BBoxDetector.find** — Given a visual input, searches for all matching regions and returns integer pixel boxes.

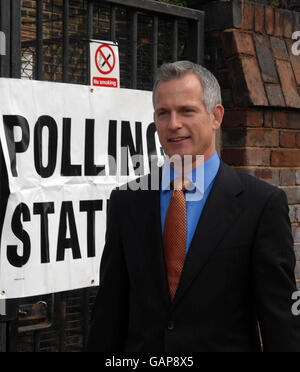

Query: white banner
[0,78,160,299]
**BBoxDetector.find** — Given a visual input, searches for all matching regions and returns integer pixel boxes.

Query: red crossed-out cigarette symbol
[95,44,116,75]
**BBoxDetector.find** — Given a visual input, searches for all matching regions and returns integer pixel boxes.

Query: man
[87,61,300,352]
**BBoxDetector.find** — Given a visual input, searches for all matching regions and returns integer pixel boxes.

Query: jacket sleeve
[86,189,130,352]
[252,188,300,352]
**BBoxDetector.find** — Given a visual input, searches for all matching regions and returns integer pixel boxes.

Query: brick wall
[202,0,300,287]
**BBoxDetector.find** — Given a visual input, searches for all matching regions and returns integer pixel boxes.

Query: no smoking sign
[95,44,116,74]
[90,40,120,88]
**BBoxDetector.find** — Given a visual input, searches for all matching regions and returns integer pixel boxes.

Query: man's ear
[211,104,224,131]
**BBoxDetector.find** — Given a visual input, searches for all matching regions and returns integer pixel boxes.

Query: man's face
[154,73,223,166]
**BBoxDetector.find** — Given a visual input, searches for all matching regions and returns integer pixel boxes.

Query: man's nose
[168,112,182,130]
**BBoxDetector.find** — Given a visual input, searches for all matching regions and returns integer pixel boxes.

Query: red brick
[254,168,279,186]
[240,56,269,106]
[254,4,265,34]
[222,129,246,147]
[273,112,300,130]
[270,37,289,60]
[242,1,255,31]
[280,131,296,148]
[265,84,286,107]
[222,148,270,166]
[246,128,278,147]
[222,110,264,128]
[227,58,251,107]
[271,150,300,167]
[235,167,279,186]
[264,111,273,128]
[283,187,300,205]
[223,128,278,147]
[23,0,35,7]
[293,225,300,243]
[275,60,300,109]
[295,208,300,225]
[282,9,294,39]
[294,262,300,280]
[221,32,236,59]
[265,6,274,36]
[246,110,264,127]
[254,34,279,83]
[273,111,288,129]
[294,11,300,31]
[274,9,284,38]
[296,133,300,148]
[288,112,300,130]
[286,39,300,87]
[222,31,255,59]
[226,55,271,108]
[280,169,296,186]
[296,206,300,223]
[297,170,300,185]
[295,243,300,260]
[223,110,246,128]
[289,205,297,223]
[234,32,256,56]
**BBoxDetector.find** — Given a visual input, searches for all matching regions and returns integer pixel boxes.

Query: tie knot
[172,178,193,192]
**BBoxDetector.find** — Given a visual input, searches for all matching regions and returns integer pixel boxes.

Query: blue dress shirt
[160,152,221,256]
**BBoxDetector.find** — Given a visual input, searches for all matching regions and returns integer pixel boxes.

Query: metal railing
[18,0,204,88]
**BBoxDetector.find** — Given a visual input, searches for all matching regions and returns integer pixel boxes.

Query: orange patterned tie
[163,179,187,301]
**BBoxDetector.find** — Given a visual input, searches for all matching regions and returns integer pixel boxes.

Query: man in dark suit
[87,61,300,352]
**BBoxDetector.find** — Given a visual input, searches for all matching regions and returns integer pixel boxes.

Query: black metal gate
[0,0,204,352]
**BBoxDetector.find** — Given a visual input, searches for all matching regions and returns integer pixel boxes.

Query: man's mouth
[168,136,190,143]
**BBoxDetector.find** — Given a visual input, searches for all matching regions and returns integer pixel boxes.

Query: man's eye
[158,111,167,116]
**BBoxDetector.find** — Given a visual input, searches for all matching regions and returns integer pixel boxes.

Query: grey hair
[153,61,222,114]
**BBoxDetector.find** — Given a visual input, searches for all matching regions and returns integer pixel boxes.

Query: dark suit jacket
[87,161,300,352]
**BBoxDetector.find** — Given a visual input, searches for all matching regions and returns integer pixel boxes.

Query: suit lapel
[173,161,244,306]
[143,169,171,308]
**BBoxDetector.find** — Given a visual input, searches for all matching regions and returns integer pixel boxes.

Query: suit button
[167,321,175,330]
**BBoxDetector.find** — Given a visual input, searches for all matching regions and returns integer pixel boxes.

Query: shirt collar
[161,152,220,195]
